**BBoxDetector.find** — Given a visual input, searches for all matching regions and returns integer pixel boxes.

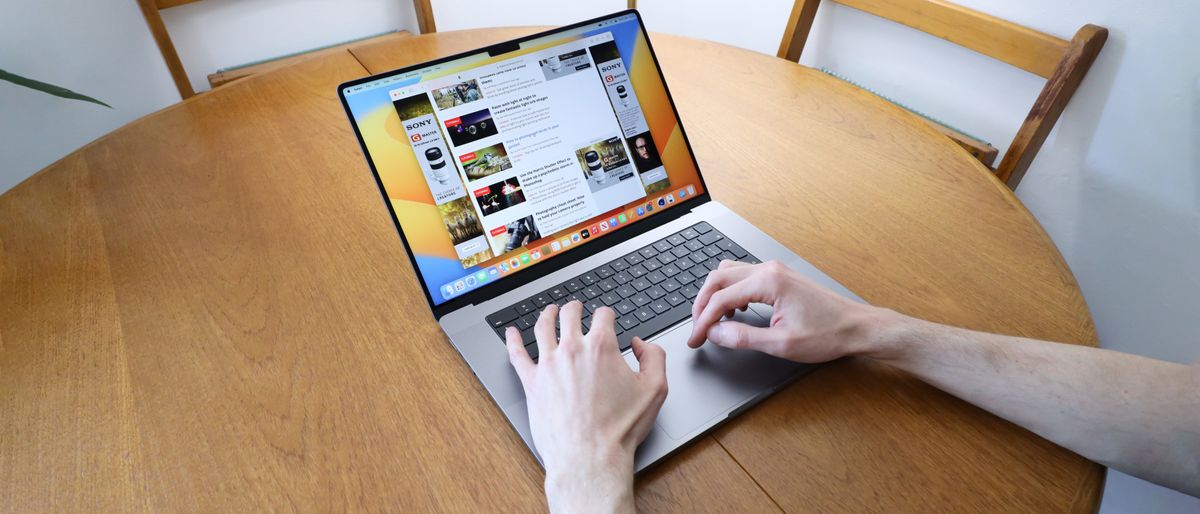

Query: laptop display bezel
[337,10,712,320]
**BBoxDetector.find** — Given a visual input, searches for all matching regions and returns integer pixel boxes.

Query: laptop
[337,10,863,472]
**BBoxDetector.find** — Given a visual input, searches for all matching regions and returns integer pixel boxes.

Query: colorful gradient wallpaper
[343,16,704,306]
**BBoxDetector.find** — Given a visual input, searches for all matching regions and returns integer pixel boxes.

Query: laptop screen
[341,12,704,307]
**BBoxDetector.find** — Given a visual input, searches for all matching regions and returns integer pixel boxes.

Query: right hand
[686,260,893,363]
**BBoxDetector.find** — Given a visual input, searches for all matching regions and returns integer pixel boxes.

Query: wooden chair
[136,0,424,98]
[411,0,640,35]
[777,0,1107,189]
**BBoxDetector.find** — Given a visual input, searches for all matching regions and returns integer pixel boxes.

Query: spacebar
[617,303,693,351]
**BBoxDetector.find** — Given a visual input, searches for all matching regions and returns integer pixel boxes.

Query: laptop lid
[338,10,710,319]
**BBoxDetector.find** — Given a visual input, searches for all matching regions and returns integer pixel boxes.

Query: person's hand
[506,301,668,513]
[686,260,895,363]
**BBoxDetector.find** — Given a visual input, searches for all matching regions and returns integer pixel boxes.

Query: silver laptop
[337,10,862,471]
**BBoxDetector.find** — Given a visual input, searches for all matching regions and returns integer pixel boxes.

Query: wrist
[846,306,920,361]
[544,445,635,513]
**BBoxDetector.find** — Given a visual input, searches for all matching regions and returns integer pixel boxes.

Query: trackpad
[624,309,807,439]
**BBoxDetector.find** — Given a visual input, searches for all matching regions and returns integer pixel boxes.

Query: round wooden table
[0,28,1103,512]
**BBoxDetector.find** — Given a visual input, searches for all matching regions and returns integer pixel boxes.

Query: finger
[558,301,585,342]
[588,306,618,344]
[717,259,751,270]
[631,337,667,385]
[534,304,560,357]
[689,276,776,348]
[688,264,761,348]
[505,326,535,384]
[629,337,669,444]
[691,261,758,320]
[705,320,788,353]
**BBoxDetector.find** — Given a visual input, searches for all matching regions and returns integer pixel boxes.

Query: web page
[389,32,679,299]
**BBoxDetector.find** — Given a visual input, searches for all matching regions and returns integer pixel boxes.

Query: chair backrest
[777,0,1107,189]
[137,0,436,99]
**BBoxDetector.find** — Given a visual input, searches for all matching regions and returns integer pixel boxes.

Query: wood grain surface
[1,28,1102,512]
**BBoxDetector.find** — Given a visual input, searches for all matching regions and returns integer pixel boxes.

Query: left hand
[506,301,668,513]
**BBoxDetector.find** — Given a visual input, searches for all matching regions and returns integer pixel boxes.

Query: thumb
[631,336,667,383]
[706,320,784,352]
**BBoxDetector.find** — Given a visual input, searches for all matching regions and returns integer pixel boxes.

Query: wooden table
[0,28,1103,512]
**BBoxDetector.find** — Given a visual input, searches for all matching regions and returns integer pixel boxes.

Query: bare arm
[688,260,1200,497]
[869,314,1200,495]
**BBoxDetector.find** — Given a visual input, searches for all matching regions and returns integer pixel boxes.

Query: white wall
[1,1,1197,511]
[0,0,417,194]
[640,1,1200,512]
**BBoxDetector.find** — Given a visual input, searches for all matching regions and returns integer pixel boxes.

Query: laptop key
[611,260,630,272]
[488,307,518,328]
[625,253,645,266]
[595,267,614,279]
[645,258,664,271]
[515,301,536,315]
[564,280,584,292]
[616,285,636,298]
[548,286,567,299]
[634,308,656,322]
[698,232,721,245]
[630,293,651,306]
[660,278,681,293]
[615,301,636,315]
[630,278,651,291]
[638,246,658,259]
[645,285,666,299]
[646,271,667,284]
[582,286,602,299]
[601,292,621,306]
[653,240,673,253]
[619,316,640,330]
[613,272,632,284]
[628,265,647,278]
[693,222,714,234]
[665,292,686,306]
[680,228,700,240]
[597,279,617,292]
[532,293,551,307]
[703,246,722,258]
[682,284,701,299]
[579,273,598,285]
[650,300,671,314]
[517,314,536,330]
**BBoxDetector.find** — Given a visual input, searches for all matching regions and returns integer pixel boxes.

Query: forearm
[544,450,635,514]
[857,309,1200,496]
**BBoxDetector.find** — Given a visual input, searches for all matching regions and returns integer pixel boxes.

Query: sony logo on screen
[405,119,433,131]
[600,63,622,73]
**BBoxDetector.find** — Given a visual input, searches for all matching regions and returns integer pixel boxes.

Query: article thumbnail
[474,177,526,216]
[392,93,435,120]
[437,196,486,246]
[538,48,591,81]
[432,79,484,110]
[459,142,512,181]
[574,137,636,193]
[445,108,499,147]
[492,215,543,253]
[627,131,662,172]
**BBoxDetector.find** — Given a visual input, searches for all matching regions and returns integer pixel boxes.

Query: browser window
[342,13,704,306]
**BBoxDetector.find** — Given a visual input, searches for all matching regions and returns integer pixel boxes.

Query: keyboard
[485,222,760,361]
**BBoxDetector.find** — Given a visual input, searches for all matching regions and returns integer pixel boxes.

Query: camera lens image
[424,146,450,184]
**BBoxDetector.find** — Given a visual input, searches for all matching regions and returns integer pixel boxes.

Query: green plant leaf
[0,69,111,108]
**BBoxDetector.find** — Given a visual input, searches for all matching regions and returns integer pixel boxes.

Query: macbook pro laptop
[337,10,863,471]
